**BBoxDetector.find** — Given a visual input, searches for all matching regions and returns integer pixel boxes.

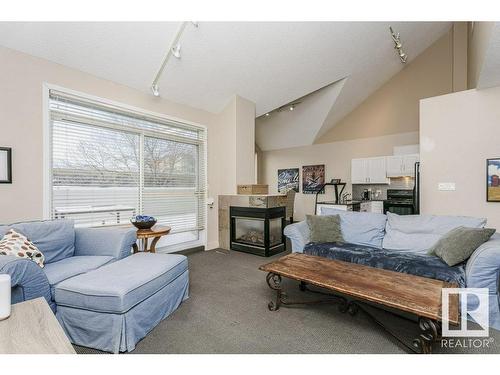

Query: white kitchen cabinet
[351,158,369,184]
[403,154,419,176]
[386,154,419,177]
[351,157,389,184]
[368,157,389,183]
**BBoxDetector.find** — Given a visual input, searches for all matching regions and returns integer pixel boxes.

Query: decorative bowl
[130,215,157,230]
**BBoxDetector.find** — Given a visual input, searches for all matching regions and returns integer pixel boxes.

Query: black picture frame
[487,158,500,202]
[0,147,12,184]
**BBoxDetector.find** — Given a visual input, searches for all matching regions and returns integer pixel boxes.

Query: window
[48,89,206,247]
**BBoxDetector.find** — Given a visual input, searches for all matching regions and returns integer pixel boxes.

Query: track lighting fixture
[389,26,408,64]
[151,83,160,97]
[150,21,199,97]
[171,43,181,59]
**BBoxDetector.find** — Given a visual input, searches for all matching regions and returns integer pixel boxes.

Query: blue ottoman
[54,253,189,353]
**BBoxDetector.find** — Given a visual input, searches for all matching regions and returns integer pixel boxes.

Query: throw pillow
[428,226,496,266]
[306,214,344,243]
[0,229,45,268]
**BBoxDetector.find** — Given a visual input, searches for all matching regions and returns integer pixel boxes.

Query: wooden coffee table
[259,253,459,354]
[133,225,171,253]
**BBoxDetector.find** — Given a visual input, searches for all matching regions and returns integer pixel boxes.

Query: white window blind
[49,90,206,238]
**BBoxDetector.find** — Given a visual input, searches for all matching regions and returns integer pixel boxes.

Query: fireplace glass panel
[269,218,283,246]
[234,217,265,246]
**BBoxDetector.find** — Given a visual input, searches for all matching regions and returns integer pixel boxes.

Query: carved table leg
[299,281,307,292]
[412,318,441,354]
[150,236,161,253]
[266,273,283,311]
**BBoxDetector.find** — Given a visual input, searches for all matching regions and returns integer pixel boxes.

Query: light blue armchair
[0,219,137,311]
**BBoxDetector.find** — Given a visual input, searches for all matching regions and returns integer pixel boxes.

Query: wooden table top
[259,253,459,325]
[135,225,171,238]
[0,298,75,354]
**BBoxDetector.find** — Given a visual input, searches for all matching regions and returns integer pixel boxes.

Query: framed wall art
[487,158,500,202]
[302,164,325,194]
[277,168,299,193]
[0,147,12,184]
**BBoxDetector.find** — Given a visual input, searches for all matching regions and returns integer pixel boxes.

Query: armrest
[74,227,137,260]
[466,233,500,330]
[283,221,310,253]
[0,256,51,306]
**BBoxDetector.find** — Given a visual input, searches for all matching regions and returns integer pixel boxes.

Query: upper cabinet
[386,154,419,177]
[351,157,390,184]
[352,154,419,184]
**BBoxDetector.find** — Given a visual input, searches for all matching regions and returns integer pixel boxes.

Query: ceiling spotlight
[171,43,181,59]
[151,84,160,97]
[399,50,408,63]
[389,26,408,64]
[289,105,294,111]
[265,113,270,117]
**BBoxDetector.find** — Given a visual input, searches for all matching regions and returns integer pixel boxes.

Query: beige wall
[467,22,495,89]
[420,86,500,229]
[317,30,454,144]
[0,46,255,250]
[212,95,256,196]
[260,131,419,221]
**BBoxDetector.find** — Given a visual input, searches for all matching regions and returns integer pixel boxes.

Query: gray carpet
[75,249,500,354]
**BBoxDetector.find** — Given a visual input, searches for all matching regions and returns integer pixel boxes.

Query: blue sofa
[0,219,189,353]
[284,209,500,330]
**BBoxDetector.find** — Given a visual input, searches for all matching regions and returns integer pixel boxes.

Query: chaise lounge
[0,219,189,353]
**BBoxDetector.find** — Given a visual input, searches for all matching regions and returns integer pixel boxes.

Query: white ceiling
[256,78,346,151]
[0,22,451,149]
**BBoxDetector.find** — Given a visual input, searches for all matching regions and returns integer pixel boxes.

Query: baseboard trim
[173,246,205,256]
[206,241,219,250]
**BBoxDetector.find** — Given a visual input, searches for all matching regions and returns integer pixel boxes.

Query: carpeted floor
[75,249,500,354]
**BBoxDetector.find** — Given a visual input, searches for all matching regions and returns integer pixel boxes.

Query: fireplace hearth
[230,206,286,257]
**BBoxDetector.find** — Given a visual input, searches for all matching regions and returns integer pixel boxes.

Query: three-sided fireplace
[230,206,286,257]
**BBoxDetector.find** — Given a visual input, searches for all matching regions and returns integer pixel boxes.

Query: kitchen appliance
[362,189,371,201]
[413,161,420,214]
[384,189,415,215]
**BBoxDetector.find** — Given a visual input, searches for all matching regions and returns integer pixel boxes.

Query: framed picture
[0,147,12,184]
[487,158,500,202]
[302,164,325,194]
[277,168,299,193]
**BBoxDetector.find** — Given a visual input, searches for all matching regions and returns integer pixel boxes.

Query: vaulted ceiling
[0,22,451,149]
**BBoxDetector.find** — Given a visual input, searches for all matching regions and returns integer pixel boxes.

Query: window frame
[42,83,208,251]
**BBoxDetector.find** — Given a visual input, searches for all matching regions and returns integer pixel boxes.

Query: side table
[0,297,75,354]
[133,225,171,253]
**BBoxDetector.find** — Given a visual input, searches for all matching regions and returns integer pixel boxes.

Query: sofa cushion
[0,229,45,267]
[43,255,114,300]
[306,214,343,243]
[12,220,75,264]
[55,253,188,314]
[382,212,486,255]
[320,207,387,248]
[429,227,496,266]
[303,241,466,287]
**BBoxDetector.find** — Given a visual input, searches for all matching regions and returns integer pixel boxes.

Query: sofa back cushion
[320,207,387,248]
[10,220,75,264]
[382,212,487,255]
